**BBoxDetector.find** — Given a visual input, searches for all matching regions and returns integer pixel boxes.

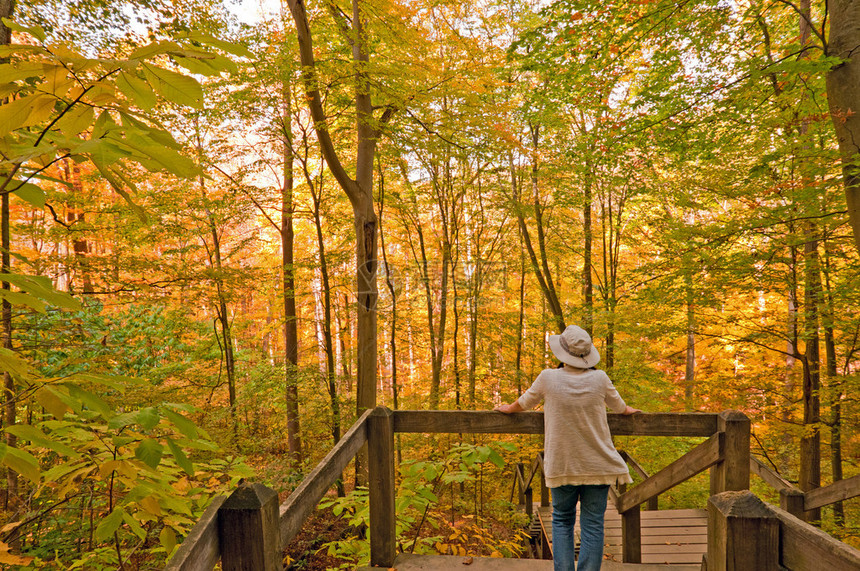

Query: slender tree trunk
[821,239,843,525]
[196,129,238,442]
[685,271,696,405]
[1,0,17,505]
[377,162,401,464]
[582,158,593,335]
[281,75,302,468]
[797,1,821,520]
[515,248,526,396]
[783,242,799,471]
[509,146,564,334]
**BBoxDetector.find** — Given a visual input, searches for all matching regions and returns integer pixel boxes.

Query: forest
[0,0,858,568]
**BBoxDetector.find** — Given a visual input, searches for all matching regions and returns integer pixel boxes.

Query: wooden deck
[537,506,708,566]
[358,553,701,570]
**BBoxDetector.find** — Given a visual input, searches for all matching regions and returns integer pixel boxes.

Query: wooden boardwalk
[359,553,700,570]
[536,507,708,566]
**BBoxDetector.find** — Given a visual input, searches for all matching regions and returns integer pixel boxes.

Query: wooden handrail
[771,501,860,570]
[750,455,860,518]
[618,451,657,510]
[750,455,801,493]
[279,408,372,548]
[617,432,723,513]
[803,473,860,512]
[164,495,225,571]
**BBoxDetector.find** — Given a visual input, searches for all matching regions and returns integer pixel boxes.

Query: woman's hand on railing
[622,406,642,415]
[494,401,525,414]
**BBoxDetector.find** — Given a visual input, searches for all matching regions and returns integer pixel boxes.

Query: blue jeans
[551,484,609,571]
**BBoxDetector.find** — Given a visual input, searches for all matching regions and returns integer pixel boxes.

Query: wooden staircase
[533,505,707,566]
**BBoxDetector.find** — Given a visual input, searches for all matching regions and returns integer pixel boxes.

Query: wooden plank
[393,410,719,437]
[606,530,707,541]
[394,410,544,434]
[750,456,800,493]
[608,413,718,437]
[368,407,396,568]
[804,473,860,511]
[607,508,707,520]
[618,434,723,513]
[770,503,860,571]
[278,408,371,548]
[620,452,658,510]
[165,495,226,571]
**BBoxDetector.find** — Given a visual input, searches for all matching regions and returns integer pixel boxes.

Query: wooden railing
[750,455,860,521]
[166,408,751,570]
[705,490,860,570]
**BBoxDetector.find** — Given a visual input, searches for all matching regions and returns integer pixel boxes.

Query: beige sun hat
[548,325,600,368]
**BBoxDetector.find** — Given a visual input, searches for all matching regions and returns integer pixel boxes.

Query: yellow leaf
[0,521,22,534]
[139,494,162,516]
[0,541,33,564]
[160,526,177,556]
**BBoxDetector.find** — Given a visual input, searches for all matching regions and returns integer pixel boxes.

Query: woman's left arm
[494,401,525,414]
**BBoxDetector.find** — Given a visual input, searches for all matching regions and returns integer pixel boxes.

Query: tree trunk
[821,240,843,525]
[281,77,302,468]
[288,0,392,423]
[1,0,17,506]
[797,1,821,521]
[582,158,593,335]
[826,0,860,253]
[509,145,564,334]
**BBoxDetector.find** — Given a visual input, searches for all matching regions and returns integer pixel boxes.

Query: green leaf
[0,443,41,484]
[122,512,147,540]
[54,104,94,137]
[67,384,113,418]
[162,408,197,440]
[0,94,44,132]
[1,18,46,41]
[0,62,56,83]
[34,385,69,419]
[0,348,34,378]
[160,526,177,556]
[129,40,180,61]
[141,64,203,109]
[116,71,157,110]
[135,439,164,469]
[166,438,194,476]
[0,274,81,311]
[95,508,125,542]
[185,32,255,59]
[8,181,46,208]
[108,411,138,430]
[0,290,47,312]
[4,423,79,458]
[91,160,148,222]
[116,136,198,178]
[136,407,160,431]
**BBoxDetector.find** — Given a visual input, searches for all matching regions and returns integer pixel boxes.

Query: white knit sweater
[517,366,633,488]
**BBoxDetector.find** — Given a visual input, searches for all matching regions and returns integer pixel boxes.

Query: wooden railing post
[780,488,806,520]
[218,482,280,571]
[711,411,750,495]
[538,454,549,508]
[368,406,396,568]
[621,505,642,563]
[707,491,778,570]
